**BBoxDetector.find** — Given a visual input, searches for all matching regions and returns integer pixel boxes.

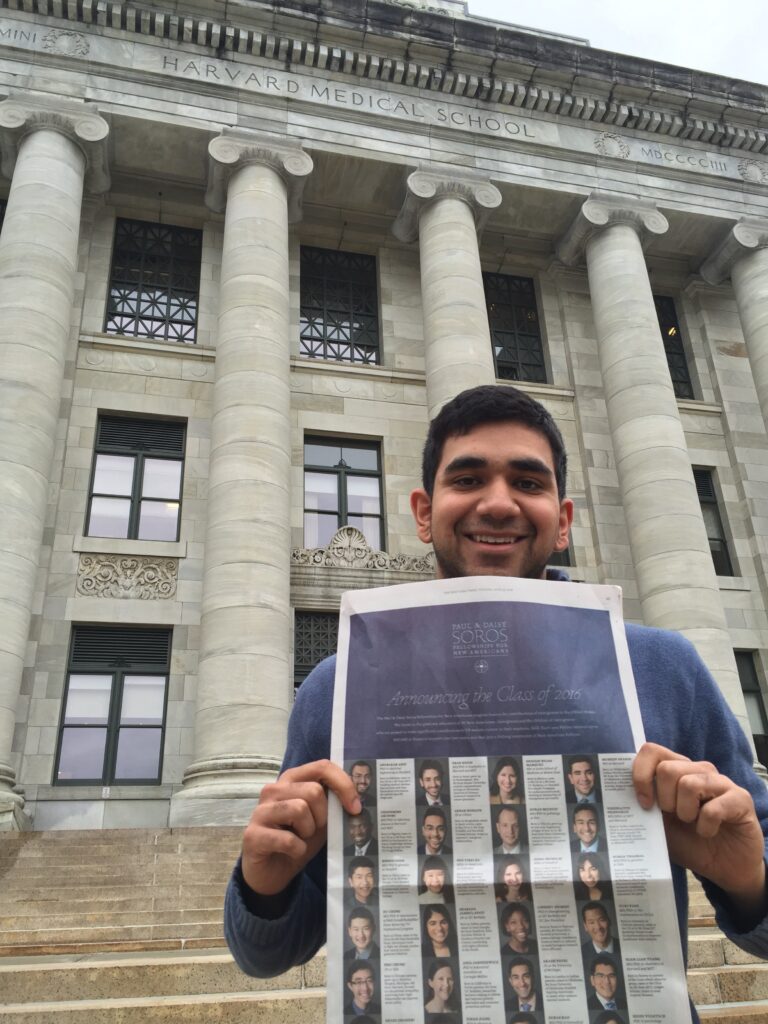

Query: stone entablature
[0,0,767,158]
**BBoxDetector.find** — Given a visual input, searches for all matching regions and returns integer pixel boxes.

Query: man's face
[509,964,533,999]
[347,967,374,1008]
[349,867,374,902]
[568,761,595,796]
[410,421,572,580]
[347,814,371,847]
[350,764,371,795]
[420,768,442,799]
[422,813,446,853]
[573,808,598,845]
[591,963,618,1001]
[347,916,373,952]
[496,808,520,847]
[583,908,611,947]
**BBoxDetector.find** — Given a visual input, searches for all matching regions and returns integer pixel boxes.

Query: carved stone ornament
[737,159,768,184]
[77,554,178,599]
[42,29,90,56]
[594,131,630,160]
[0,96,109,193]
[292,526,436,572]
[205,129,313,221]
[392,168,502,243]
[700,217,768,285]
[556,191,669,267]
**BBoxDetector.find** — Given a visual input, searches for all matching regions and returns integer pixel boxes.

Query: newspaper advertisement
[328,576,691,1024]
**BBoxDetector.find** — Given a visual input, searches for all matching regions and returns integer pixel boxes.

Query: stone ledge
[79,334,216,361]
[73,536,187,559]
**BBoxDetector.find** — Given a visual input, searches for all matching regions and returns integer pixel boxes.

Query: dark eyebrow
[441,455,553,478]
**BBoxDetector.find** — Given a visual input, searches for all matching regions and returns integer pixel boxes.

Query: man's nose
[476,479,520,518]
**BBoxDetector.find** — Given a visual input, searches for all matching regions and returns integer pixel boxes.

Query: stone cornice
[2,0,768,155]
[700,218,768,285]
[0,94,109,191]
[205,130,312,217]
[556,192,669,267]
[392,169,502,243]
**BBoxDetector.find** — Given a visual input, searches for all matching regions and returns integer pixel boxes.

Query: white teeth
[472,534,517,544]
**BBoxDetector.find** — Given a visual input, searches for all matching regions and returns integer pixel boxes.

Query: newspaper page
[328,576,691,1024]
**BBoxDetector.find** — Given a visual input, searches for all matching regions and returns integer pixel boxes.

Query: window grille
[105,218,202,343]
[294,611,339,689]
[304,437,383,551]
[483,273,547,383]
[694,468,735,576]
[299,246,380,364]
[654,296,694,400]
[736,651,768,769]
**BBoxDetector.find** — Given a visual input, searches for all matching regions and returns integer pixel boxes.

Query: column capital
[700,217,768,285]
[0,95,109,193]
[392,168,502,243]
[205,130,313,221]
[556,192,668,266]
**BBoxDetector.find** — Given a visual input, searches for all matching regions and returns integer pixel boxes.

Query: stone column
[557,193,752,738]
[170,132,312,826]
[0,98,109,829]
[701,219,768,432]
[393,170,501,417]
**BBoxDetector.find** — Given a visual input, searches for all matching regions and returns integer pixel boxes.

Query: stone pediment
[292,526,435,573]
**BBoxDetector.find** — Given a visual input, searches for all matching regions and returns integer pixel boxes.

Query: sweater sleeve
[223,656,337,977]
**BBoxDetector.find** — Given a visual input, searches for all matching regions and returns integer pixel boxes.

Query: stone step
[0,921,225,954]
[689,931,767,969]
[0,949,325,1003]
[689,964,768,1006]
[0,988,324,1023]
[0,887,227,915]
[698,1002,768,1022]
[0,937,227,958]
[0,909,223,931]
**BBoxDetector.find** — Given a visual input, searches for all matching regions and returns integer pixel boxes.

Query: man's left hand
[633,742,767,914]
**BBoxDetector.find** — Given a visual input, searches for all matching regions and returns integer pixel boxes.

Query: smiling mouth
[469,533,525,545]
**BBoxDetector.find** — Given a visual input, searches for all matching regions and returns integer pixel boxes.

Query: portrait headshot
[343,807,378,858]
[347,760,375,806]
[489,756,525,805]
[421,904,459,959]
[505,956,544,1014]
[345,856,377,910]
[493,805,527,855]
[418,806,452,857]
[417,758,449,807]
[344,906,380,961]
[495,855,533,904]
[570,804,605,854]
[573,851,612,902]
[423,960,461,1019]
[581,901,621,961]
[418,855,454,904]
[564,755,601,804]
[587,954,625,1012]
[344,960,380,1017]
[499,901,538,956]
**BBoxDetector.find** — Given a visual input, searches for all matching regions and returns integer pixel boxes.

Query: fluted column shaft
[171,134,312,825]
[0,101,108,815]
[393,171,501,416]
[559,195,751,738]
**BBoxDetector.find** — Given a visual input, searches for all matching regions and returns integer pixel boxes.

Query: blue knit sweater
[224,623,768,1021]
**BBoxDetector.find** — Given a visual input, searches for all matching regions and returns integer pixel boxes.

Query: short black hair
[500,901,531,929]
[567,754,595,771]
[419,758,443,778]
[346,906,375,927]
[590,952,619,974]
[581,900,609,923]
[345,960,375,983]
[347,856,375,876]
[422,806,447,824]
[421,384,567,499]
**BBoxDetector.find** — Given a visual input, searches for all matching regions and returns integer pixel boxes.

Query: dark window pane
[114,728,162,779]
[304,442,343,468]
[299,246,379,364]
[695,469,735,576]
[294,611,339,688]
[57,727,107,780]
[654,295,695,400]
[88,497,131,538]
[484,273,547,383]
[341,446,379,471]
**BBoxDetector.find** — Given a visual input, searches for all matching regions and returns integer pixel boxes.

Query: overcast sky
[467,0,766,87]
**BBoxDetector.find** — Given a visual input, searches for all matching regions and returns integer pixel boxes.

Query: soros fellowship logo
[451,621,509,661]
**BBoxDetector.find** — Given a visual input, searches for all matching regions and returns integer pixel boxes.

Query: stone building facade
[1,0,768,831]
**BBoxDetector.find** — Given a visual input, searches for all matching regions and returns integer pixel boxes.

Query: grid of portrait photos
[341,754,628,1024]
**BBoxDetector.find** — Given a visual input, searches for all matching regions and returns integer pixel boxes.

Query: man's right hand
[241,760,361,897]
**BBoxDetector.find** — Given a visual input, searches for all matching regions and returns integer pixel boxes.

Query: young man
[587,954,626,1012]
[494,806,526,854]
[566,755,599,804]
[506,956,544,1014]
[225,385,768,1020]
[344,907,380,961]
[343,808,377,858]
[570,806,603,853]
[581,902,621,961]
[417,807,452,856]
[417,759,446,806]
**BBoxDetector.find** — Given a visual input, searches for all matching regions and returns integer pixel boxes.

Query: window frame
[735,650,768,769]
[483,271,548,384]
[303,436,384,551]
[293,610,339,692]
[693,468,736,577]
[54,627,172,786]
[653,294,695,400]
[85,416,186,543]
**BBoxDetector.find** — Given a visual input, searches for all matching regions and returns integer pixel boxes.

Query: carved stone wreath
[292,526,435,572]
[77,555,178,599]
[593,132,630,160]
[738,159,768,184]
[42,30,90,56]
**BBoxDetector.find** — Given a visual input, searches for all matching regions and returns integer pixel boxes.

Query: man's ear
[410,488,433,544]
[553,497,574,552]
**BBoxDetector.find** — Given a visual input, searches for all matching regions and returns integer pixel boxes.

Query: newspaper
[328,576,691,1023]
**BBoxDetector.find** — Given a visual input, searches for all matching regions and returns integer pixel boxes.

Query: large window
[55,626,172,784]
[654,295,694,400]
[483,273,547,383]
[86,416,185,542]
[304,437,383,550]
[694,469,735,576]
[294,611,339,691]
[299,246,380,364]
[736,651,768,769]
[105,218,202,343]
